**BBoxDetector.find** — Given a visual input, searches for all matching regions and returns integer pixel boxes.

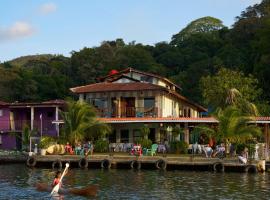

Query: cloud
[0,21,35,42]
[39,2,57,15]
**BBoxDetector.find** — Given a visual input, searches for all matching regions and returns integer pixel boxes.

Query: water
[0,164,269,200]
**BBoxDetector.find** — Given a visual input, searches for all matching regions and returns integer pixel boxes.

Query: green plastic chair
[146,144,158,156]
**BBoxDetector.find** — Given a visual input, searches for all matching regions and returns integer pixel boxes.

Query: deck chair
[75,147,84,155]
[146,144,158,156]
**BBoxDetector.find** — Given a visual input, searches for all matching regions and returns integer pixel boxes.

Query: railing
[96,107,158,118]
[0,119,57,133]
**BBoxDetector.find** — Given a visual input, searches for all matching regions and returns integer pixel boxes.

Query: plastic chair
[75,147,84,155]
[146,144,158,156]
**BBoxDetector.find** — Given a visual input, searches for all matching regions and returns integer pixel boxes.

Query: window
[0,109,3,117]
[144,98,155,109]
[120,129,129,143]
[109,130,116,143]
[89,98,107,110]
[0,135,2,144]
[140,75,153,83]
[133,129,142,143]
[144,98,155,117]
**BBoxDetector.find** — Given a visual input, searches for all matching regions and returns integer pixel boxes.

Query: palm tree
[226,88,258,116]
[60,100,111,145]
[194,106,261,144]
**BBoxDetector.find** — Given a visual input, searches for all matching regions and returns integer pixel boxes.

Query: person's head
[55,170,61,178]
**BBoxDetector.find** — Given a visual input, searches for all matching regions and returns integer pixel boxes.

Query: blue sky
[0,0,262,62]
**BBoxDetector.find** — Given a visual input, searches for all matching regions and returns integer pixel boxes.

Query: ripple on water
[0,164,270,200]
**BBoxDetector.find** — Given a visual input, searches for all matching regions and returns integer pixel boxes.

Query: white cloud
[0,21,35,42]
[39,2,57,15]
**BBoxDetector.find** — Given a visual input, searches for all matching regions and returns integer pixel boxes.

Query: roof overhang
[99,117,218,124]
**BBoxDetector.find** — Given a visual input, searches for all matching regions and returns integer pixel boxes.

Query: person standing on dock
[238,147,248,164]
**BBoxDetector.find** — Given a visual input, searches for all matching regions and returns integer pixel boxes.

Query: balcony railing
[0,119,57,133]
[96,107,158,118]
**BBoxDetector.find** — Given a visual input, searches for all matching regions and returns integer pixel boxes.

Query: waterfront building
[70,67,211,144]
[0,100,65,150]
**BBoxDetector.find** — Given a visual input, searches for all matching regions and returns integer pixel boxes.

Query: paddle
[50,163,69,195]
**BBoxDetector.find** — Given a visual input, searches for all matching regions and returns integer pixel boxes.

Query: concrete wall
[0,133,17,150]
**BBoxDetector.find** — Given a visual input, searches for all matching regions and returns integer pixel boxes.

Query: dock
[24,154,263,173]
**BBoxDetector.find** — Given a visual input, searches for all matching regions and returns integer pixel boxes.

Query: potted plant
[39,136,54,156]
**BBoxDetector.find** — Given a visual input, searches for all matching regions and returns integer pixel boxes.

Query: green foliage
[140,125,150,138]
[200,68,262,111]
[171,16,225,45]
[194,106,262,143]
[172,126,184,141]
[60,100,111,145]
[136,138,152,149]
[0,1,270,114]
[39,136,56,149]
[94,139,109,153]
[10,124,38,151]
[170,141,189,154]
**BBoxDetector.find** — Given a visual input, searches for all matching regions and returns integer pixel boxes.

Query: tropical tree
[60,100,111,145]
[194,106,262,144]
[200,68,262,111]
[171,16,225,45]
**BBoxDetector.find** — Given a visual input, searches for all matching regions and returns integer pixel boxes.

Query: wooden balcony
[97,107,158,118]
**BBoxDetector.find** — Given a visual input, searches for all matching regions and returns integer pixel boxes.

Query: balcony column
[264,123,269,160]
[30,107,34,131]
[116,129,121,143]
[55,106,59,137]
[184,122,189,144]
[155,127,161,143]
[129,128,133,143]
[117,97,121,118]
[175,124,181,141]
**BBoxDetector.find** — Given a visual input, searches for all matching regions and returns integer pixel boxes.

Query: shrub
[136,138,152,149]
[94,139,109,153]
[170,141,189,154]
[39,136,56,149]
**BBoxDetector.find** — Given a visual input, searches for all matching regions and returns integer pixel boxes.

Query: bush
[170,141,189,154]
[94,139,109,153]
[235,143,256,157]
[136,138,152,149]
[39,136,56,149]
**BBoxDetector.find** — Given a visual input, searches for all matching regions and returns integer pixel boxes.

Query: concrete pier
[24,154,262,173]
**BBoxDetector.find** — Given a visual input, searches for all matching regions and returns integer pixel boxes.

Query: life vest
[52,178,61,187]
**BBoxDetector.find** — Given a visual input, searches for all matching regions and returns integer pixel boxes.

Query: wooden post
[117,97,121,118]
[264,123,269,160]
[30,107,34,131]
[55,106,59,137]
[184,122,189,144]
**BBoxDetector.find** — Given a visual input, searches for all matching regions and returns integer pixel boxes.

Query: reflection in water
[0,164,269,200]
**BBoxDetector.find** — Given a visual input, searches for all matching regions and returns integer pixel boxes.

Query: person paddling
[52,169,68,188]
[52,171,62,188]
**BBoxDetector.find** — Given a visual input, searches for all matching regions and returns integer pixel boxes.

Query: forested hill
[0,0,270,114]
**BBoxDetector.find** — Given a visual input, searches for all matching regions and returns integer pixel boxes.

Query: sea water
[0,164,269,200]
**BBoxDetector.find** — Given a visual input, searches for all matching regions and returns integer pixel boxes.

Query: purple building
[0,100,65,150]
[0,101,14,149]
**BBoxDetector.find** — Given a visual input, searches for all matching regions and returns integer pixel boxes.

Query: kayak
[35,183,98,197]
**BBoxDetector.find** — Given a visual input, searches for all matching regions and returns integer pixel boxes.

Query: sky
[0,0,262,62]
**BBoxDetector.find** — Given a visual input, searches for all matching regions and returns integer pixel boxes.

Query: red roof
[70,82,166,93]
[100,116,270,124]
[97,67,182,90]
[100,117,217,123]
